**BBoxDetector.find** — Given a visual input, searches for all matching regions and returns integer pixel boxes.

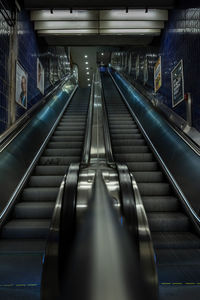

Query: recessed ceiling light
[88,84,91,87]
[85,62,88,64]
[86,67,89,70]
[86,72,89,75]
[87,78,90,81]
[101,52,104,56]
[84,55,88,58]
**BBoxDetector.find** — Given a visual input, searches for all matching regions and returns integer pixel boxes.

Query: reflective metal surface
[109,69,200,219]
[0,82,78,225]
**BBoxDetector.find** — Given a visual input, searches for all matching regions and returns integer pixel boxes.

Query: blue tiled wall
[0,10,70,134]
[0,16,11,133]
[111,6,200,132]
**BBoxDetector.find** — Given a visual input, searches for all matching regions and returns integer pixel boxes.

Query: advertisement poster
[154,56,162,92]
[136,55,140,79]
[37,58,44,94]
[171,60,184,107]
[15,61,28,109]
[144,56,148,84]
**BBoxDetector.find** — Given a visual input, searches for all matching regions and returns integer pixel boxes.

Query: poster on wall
[136,55,140,79]
[154,56,162,93]
[15,61,28,109]
[171,60,184,107]
[37,58,44,94]
[144,56,148,84]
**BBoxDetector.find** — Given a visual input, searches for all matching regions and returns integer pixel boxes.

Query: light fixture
[101,52,104,56]
[88,84,91,87]
[85,62,88,64]
[87,78,90,81]
[85,55,88,58]
[86,67,89,70]
[86,72,89,75]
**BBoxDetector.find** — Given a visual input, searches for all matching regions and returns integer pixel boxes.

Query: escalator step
[147,212,190,232]
[142,196,179,212]
[34,165,68,175]
[39,156,80,165]
[1,219,51,239]
[114,153,153,162]
[133,171,164,182]
[47,142,82,149]
[53,131,84,136]
[28,175,63,187]
[138,183,171,196]
[51,136,84,142]
[14,202,55,219]
[113,145,149,154]
[0,239,46,253]
[111,133,142,139]
[152,232,200,249]
[127,162,158,171]
[22,187,58,202]
[112,139,145,146]
[44,149,81,156]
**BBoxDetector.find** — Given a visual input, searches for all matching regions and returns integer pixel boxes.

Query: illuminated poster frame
[154,56,162,93]
[171,60,185,107]
[15,61,28,109]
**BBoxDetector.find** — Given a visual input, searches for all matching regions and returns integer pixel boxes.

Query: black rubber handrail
[41,163,80,300]
[116,163,158,300]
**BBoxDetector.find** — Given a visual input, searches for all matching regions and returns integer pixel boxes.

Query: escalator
[101,72,200,300]
[0,88,90,299]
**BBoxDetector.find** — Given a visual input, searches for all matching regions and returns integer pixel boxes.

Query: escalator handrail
[41,163,80,300]
[0,85,78,227]
[82,74,95,164]
[0,74,74,150]
[108,69,200,231]
[116,163,158,300]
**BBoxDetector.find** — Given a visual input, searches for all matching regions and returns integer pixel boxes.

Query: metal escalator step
[138,183,171,196]
[142,196,179,212]
[0,239,46,253]
[22,187,59,201]
[1,219,51,239]
[147,212,190,232]
[51,136,84,142]
[34,165,68,175]
[44,148,81,156]
[14,202,55,219]
[56,125,84,130]
[155,248,200,265]
[53,131,84,136]
[114,153,153,162]
[152,232,200,249]
[28,175,63,187]
[110,124,137,129]
[133,171,164,182]
[39,156,80,165]
[112,139,145,146]
[111,128,139,134]
[113,145,149,154]
[47,141,82,149]
[111,133,142,139]
[127,162,158,171]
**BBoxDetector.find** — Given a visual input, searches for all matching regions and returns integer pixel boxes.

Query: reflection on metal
[90,70,106,162]
[122,73,200,150]
[130,172,158,299]
[41,163,80,300]
[186,93,192,127]
[0,83,78,226]
[82,74,94,165]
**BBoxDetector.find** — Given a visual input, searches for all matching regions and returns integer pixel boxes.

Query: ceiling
[31,9,169,46]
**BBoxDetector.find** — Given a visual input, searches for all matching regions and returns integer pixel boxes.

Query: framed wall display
[15,61,28,109]
[171,60,185,107]
[154,56,162,92]
[37,58,44,94]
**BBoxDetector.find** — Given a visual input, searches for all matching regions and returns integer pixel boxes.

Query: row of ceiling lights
[84,55,91,86]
